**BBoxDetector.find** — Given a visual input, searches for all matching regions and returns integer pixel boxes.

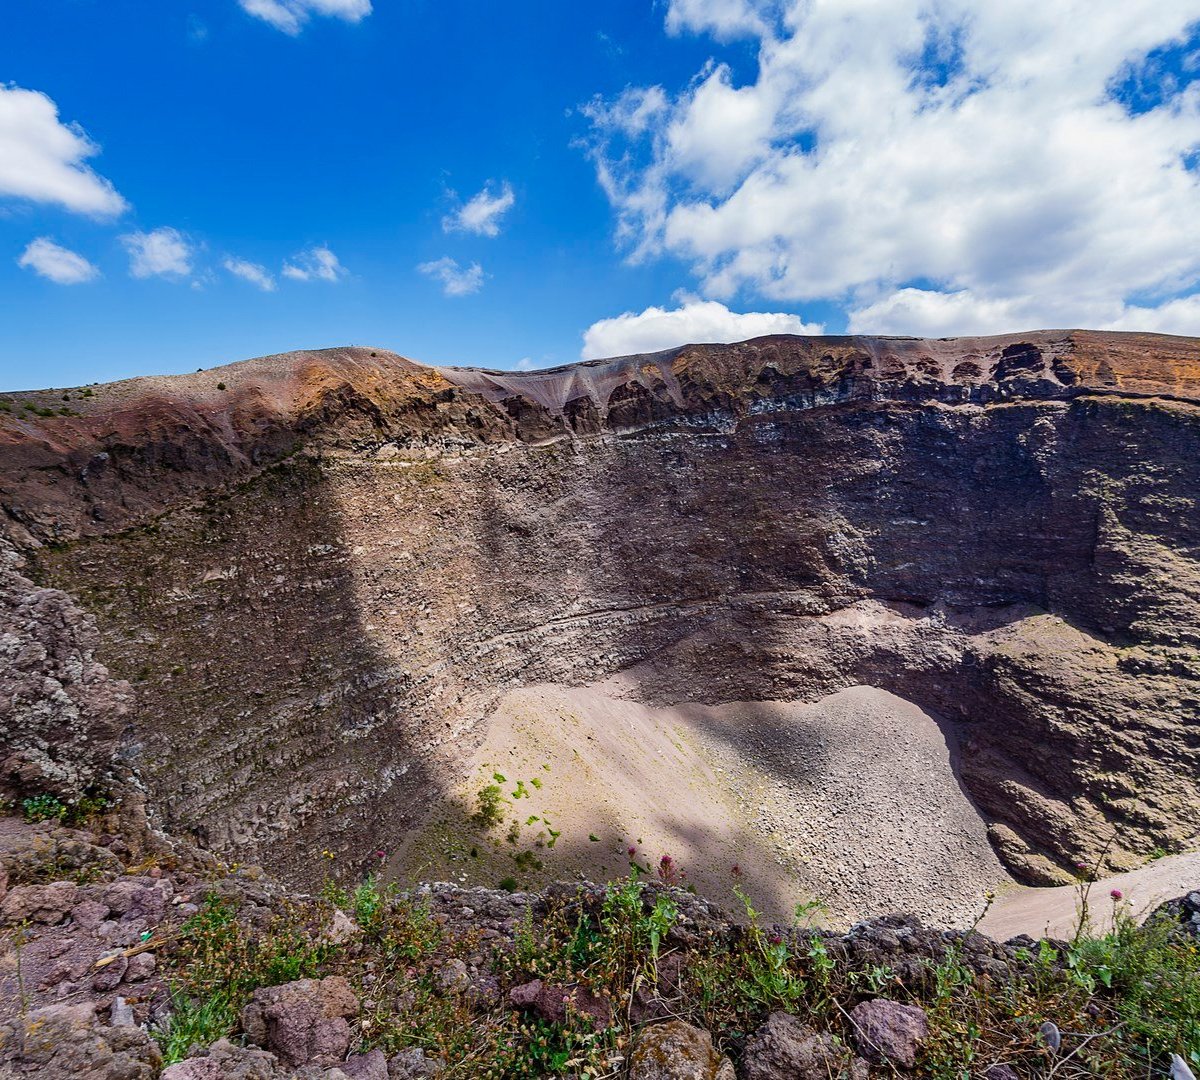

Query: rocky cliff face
[2,331,1197,891]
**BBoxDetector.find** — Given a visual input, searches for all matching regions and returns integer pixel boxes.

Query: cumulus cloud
[584,1,1200,333]
[1103,294,1200,335]
[282,245,346,282]
[665,0,771,41]
[121,227,193,279]
[0,85,127,217]
[17,238,99,285]
[238,0,371,35]
[418,256,484,297]
[582,299,823,358]
[443,181,515,237]
[223,256,276,291]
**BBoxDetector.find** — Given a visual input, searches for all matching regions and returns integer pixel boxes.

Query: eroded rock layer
[2,331,1197,889]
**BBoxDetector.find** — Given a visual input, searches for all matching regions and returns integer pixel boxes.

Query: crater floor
[395,682,1014,928]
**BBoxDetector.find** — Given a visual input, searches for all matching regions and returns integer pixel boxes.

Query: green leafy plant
[473,784,505,828]
[20,794,66,823]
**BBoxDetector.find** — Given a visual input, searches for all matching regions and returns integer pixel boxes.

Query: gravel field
[400,682,1014,928]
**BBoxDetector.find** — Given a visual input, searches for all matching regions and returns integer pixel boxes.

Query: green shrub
[20,795,66,823]
[473,784,505,828]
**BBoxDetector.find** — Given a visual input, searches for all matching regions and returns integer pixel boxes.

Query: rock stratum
[1,330,1198,920]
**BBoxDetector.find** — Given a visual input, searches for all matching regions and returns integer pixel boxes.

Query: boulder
[91,951,129,991]
[1151,891,1200,942]
[126,950,157,981]
[159,1038,282,1079]
[103,877,169,921]
[241,975,359,1067]
[984,1066,1020,1080]
[627,1020,736,1080]
[741,1012,868,1080]
[0,1001,162,1078]
[71,898,111,929]
[849,999,930,1069]
[435,958,470,993]
[1,880,79,924]
[324,907,362,946]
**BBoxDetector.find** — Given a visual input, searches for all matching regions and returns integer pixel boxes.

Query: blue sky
[2,0,1199,390]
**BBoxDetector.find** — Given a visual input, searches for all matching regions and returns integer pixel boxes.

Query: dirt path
[979,850,1200,940]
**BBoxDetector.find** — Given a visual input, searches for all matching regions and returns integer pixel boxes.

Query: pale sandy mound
[395,682,1013,928]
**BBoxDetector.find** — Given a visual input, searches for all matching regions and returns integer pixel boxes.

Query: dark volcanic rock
[742,1011,868,1080]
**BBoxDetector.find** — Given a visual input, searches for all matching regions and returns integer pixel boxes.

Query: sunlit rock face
[2,331,1197,900]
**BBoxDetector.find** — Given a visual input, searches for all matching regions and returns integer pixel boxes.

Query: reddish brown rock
[849,998,930,1069]
[240,975,358,1067]
[1,881,79,924]
[507,978,613,1028]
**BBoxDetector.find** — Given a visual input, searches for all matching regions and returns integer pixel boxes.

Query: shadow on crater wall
[31,385,1200,892]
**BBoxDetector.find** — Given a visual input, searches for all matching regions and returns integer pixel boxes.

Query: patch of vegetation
[472,783,506,828]
[151,862,1199,1077]
[156,893,332,1063]
[20,795,67,823]
[18,789,112,827]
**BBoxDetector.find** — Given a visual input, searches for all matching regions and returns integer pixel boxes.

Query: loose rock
[627,1020,736,1080]
[241,975,359,1067]
[849,999,930,1069]
[742,1011,868,1080]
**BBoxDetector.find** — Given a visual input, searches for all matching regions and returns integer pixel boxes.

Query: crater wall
[3,332,1198,889]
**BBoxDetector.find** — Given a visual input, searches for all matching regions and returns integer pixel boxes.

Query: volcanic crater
[3,330,1199,928]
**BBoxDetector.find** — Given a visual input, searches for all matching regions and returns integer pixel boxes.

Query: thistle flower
[1110,888,1123,901]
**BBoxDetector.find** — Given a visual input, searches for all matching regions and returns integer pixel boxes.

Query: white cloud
[418,256,484,297]
[1103,294,1200,335]
[585,2,1200,333]
[0,85,127,217]
[238,0,371,35]
[223,256,276,291]
[443,181,515,237]
[17,237,99,285]
[666,0,770,41]
[582,299,823,358]
[281,245,346,282]
[846,285,1200,338]
[121,227,194,279]
[515,357,536,371]
[848,289,1051,337]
